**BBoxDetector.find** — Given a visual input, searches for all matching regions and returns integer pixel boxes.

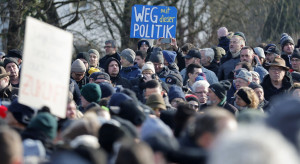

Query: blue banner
[130,5,177,39]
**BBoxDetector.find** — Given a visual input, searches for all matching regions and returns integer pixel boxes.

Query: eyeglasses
[269,67,283,72]
[189,104,199,109]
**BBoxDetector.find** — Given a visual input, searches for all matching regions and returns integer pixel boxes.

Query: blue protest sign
[130,5,177,39]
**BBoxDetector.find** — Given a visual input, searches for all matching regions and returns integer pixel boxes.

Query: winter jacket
[281,52,292,68]
[69,79,81,106]
[261,74,292,101]
[218,55,240,80]
[104,57,132,89]
[120,65,141,81]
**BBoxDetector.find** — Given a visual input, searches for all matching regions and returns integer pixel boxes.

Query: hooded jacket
[104,57,131,89]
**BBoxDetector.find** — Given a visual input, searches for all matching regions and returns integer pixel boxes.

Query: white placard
[19,17,73,118]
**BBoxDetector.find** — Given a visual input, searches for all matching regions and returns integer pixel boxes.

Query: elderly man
[279,34,295,67]
[240,46,268,82]
[4,58,20,88]
[120,48,141,80]
[200,48,219,75]
[180,49,218,85]
[191,80,210,105]
[70,59,87,89]
[218,34,246,80]
[201,81,238,115]
[99,40,120,69]
[261,57,292,101]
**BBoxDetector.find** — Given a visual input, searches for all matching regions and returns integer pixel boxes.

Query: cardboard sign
[19,17,73,118]
[130,5,177,39]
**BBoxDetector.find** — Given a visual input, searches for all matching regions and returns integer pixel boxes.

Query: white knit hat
[141,61,155,73]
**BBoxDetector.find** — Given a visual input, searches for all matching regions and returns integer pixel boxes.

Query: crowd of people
[0,26,300,164]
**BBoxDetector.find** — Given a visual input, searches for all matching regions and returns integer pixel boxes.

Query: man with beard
[200,81,238,115]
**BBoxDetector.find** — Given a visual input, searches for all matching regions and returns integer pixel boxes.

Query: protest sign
[130,5,177,39]
[19,17,73,118]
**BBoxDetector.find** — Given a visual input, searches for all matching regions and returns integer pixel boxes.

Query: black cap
[6,49,22,59]
[265,46,280,55]
[184,49,201,59]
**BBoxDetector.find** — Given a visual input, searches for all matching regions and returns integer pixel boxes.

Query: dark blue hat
[99,82,115,98]
[168,85,185,102]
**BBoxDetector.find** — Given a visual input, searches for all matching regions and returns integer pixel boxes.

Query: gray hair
[191,80,210,92]
[105,40,117,48]
[209,125,300,164]
[202,48,215,63]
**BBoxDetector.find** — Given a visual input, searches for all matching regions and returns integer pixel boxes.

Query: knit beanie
[99,82,115,98]
[141,62,155,73]
[162,50,177,64]
[81,83,102,103]
[168,85,186,102]
[209,80,231,100]
[76,52,89,64]
[234,31,246,44]
[138,40,150,50]
[108,93,132,110]
[71,59,86,73]
[185,94,200,104]
[4,57,18,68]
[146,93,166,110]
[254,47,265,59]
[118,99,146,126]
[248,82,263,90]
[236,88,251,105]
[27,112,58,140]
[236,69,252,82]
[88,49,100,59]
[120,48,136,64]
[280,35,294,50]
[8,99,35,126]
[149,51,164,64]
[195,72,207,82]
[291,49,300,59]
